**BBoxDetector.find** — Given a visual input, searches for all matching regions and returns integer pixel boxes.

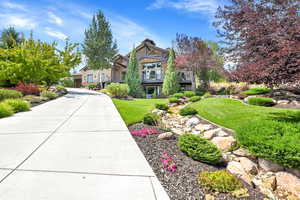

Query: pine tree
[0,27,24,49]
[125,48,142,97]
[162,49,179,96]
[82,10,117,70]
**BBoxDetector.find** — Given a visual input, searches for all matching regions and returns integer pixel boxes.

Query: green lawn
[112,98,168,125]
[190,98,300,130]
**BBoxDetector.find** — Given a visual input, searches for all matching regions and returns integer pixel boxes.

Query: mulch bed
[129,123,266,200]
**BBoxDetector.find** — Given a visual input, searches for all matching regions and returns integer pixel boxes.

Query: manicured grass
[190,98,300,130]
[112,98,168,125]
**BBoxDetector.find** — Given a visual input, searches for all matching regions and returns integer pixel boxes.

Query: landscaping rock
[233,148,256,159]
[171,128,182,135]
[286,168,300,178]
[276,172,300,198]
[203,130,216,140]
[227,161,252,185]
[158,132,173,140]
[239,157,258,175]
[205,194,215,200]
[252,172,277,199]
[222,152,238,163]
[191,129,201,135]
[195,124,213,132]
[186,117,200,128]
[211,136,236,152]
[215,129,229,137]
[258,158,284,172]
[277,100,289,105]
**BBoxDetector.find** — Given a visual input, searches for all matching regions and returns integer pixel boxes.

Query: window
[143,62,162,80]
[87,74,93,83]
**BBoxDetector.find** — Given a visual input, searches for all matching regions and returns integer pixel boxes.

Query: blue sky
[0,0,227,55]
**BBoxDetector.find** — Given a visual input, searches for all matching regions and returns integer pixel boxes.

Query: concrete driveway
[0,88,169,200]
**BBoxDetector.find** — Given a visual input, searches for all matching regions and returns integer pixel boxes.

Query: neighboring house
[75,39,195,97]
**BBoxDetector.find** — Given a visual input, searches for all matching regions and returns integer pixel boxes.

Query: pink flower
[130,128,159,137]
[160,152,177,172]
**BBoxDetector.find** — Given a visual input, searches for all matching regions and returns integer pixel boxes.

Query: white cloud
[44,27,67,40]
[48,12,63,26]
[0,14,36,29]
[1,1,27,11]
[148,0,218,15]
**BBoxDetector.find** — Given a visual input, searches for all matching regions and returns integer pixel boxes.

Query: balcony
[142,73,163,83]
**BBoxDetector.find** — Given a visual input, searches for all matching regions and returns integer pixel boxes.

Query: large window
[143,62,162,81]
[87,74,93,83]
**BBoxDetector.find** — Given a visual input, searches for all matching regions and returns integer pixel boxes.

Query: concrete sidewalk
[0,88,169,200]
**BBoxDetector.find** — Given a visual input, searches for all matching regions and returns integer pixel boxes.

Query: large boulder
[211,136,236,152]
[186,117,200,128]
[276,172,300,199]
[233,148,256,159]
[227,161,252,185]
[258,158,284,172]
[158,132,173,140]
[239,157,258,175]
[195,124,213,132]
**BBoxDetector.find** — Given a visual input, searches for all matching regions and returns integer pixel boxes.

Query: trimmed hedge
[198,170,242,193]
[3,99,30,113]
[0,103,14,118]
[184,91,196,98]
[248,97,275,107]
[178,134,221,164]
[189,96,201,102]
[173,93,184,98]
[236,120,300,169]
[0,89,22,101]
[169,97,179,104]
[41,91,58,100]
[155,103,169,111]
[179,106,198,116]
[143,113,160,125]
[106,83,129,98]
[241,88,270,95]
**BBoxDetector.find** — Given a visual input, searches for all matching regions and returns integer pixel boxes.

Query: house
[75,39,195,97]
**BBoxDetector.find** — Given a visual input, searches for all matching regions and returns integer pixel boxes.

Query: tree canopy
[0,27,24,49]
[82,10,118,70]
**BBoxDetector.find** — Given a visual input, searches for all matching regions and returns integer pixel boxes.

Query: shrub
[15,83,40,96]
[88,83,97,90]
[169,97,179,104]
[184,91,196,98]
[198,170,242,193]
[143,113,161,125]
[173,92,184,98]
[236,120,300,169]
[0,89,22,101]
[179,106,198,116]
[23,95,43,104]
[3,99,30,112]
[189,96,201,102]
[178,134,221,164]
[241,88,270,95]
[203,92,212,98]
[248,97,275,107]
[155,103,169,111]
[59,78,74,87]
[196,89,206,96]
[41,91,58,100]
[106,83,130,98]
[0,102,14,118]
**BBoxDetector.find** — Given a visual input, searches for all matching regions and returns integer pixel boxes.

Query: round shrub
[106,83,130,98]
[178,134,222,164]
[143,113,161,125]
[236,120,300,168]
[173,93,184,98]
[0,103,14,118]
[248,97,275,107]
[198,170,242,193]
[184,91,196,98]
[155,103,169,111]
[241,88,270,95]
[88,83,97,90]
[3,99,30,112]
[203,92,212,98]
[0,89,22,101]
[179,106,198,116]
[169,97,179,104]
[189,96,201,102]
[41,91,58,100]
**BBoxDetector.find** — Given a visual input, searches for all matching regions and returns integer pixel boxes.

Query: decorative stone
[258,158,284,172]
[183,127,192,133]
[276,172,300,198]
[233,148,256,159]
[216,129,229,137]
[195,124,213,132]
[171,128,182,135]
[158,132,173,140]
[286,168,300,178]
[227,161,252,185]
[205,194,214,200]
[211,136,236,152]
[252,173,277,199]
[239,157,258,175]
[277,100,290,105]
[222,152,238,163]
[186,117,200,128]
[191,129,201,135]
[203,130,216,140]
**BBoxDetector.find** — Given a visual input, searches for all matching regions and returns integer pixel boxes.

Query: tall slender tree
[162,49,179,96]
[82,10,117,69]
[0,27,24,49]
[125,48,142,97]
